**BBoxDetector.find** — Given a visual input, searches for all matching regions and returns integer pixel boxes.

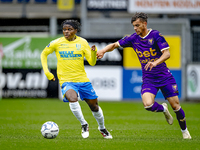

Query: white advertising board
[187,64,200,99]
[59,66,122,101]
[128,0,200,14]
[85,66,122,101]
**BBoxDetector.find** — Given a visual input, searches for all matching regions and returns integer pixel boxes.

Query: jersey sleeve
[40,40,56,80]
[154,31,169,51]
[83,40,97,66]
[118,35,133,48]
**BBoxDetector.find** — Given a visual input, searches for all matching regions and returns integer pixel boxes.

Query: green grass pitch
[0,99,199,150]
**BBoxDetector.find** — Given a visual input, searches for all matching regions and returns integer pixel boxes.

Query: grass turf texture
[0,99,199,150]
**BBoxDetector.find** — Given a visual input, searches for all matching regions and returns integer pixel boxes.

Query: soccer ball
[41,121,59,139]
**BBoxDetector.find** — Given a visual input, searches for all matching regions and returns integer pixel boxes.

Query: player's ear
[74,29,78,34]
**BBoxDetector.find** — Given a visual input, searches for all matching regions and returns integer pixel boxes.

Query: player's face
[132,19,147,37]
[63,24,77,41]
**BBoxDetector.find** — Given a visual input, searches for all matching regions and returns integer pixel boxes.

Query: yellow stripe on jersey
[41,36,97,86]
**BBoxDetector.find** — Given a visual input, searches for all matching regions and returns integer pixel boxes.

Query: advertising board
[0,36,122,69]
[187,64,200,99]
[87,0,127,11]
[128,0,200,14]
[85,66,122,101]
[0,36,122,99]
[1,69,58,98]
[123,69,182,100]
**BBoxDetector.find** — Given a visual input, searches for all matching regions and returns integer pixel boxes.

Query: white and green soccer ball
[41,121,59,139]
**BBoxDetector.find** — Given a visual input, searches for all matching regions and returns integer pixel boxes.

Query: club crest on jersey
[76,44,81,50]
[148,38,154,45]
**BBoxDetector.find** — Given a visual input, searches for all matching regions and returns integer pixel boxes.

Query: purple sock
[175,108,187,130]
[145,102,164,112]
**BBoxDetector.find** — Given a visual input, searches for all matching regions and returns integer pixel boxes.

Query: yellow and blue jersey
[41,36,97,86]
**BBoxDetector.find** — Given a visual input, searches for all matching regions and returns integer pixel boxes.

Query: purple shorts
[141,82,179,99]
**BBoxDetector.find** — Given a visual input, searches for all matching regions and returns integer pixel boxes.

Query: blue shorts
[61,82,98,102]
[141,82,179,99]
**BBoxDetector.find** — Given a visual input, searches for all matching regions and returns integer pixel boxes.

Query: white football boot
[162,103,173,125]
[182,129,192,139]
[81,124,89,138]
[98,127,113,139]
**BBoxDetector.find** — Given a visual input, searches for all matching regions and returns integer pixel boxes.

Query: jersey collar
[139,28,152,39]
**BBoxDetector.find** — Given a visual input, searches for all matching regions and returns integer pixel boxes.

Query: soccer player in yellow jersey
[41,20,112,139]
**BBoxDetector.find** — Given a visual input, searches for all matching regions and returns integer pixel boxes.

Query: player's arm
[40,47,55,81]
[145,49,170,71]
[97,42,119,59]
[84,45,97,66]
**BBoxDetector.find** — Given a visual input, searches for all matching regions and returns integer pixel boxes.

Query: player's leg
[141,84,173,125]
[84,98,112,139]
[141,84,165,112]
[167,96,192,139]
[161,82,191,139]
[84,98,104,128]
[65,89,88,126]
[61,83,89,138]
[79,82,112,139]
[142,92,164,112]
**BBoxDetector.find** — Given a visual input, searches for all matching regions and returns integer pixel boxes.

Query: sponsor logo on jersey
[135,48,158,64]
[59,51,82,58]
[61,44,68,46]
[161,42,168,46]
[59,44,69,48]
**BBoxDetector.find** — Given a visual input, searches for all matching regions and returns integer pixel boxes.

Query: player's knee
[65,89,78,102]
[65,93,78,102]
[144,103,154,111]
[171,103,180,111]
[174,106,181,112]
[67,97,78,102]
[90,104,99,112]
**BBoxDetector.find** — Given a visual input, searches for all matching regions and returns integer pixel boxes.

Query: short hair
[131,12,148,24]
[61,20,81,32]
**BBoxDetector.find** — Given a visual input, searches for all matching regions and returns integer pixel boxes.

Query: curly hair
[61,20,81,32]
[131,12,148,24]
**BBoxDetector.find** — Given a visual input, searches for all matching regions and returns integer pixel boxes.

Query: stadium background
[0,0,200,101]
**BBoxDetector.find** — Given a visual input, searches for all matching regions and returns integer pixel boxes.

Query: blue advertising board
[123,69,182,100]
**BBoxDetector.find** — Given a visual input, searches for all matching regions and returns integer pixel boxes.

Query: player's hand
[91,45,96,51]
[51,77,56,81]
[96,50,105,59]
[145,61,157,71]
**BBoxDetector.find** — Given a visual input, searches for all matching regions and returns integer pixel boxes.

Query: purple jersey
[118,29,173,86]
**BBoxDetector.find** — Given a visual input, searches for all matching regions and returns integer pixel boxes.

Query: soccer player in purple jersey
[97,12,191,139]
